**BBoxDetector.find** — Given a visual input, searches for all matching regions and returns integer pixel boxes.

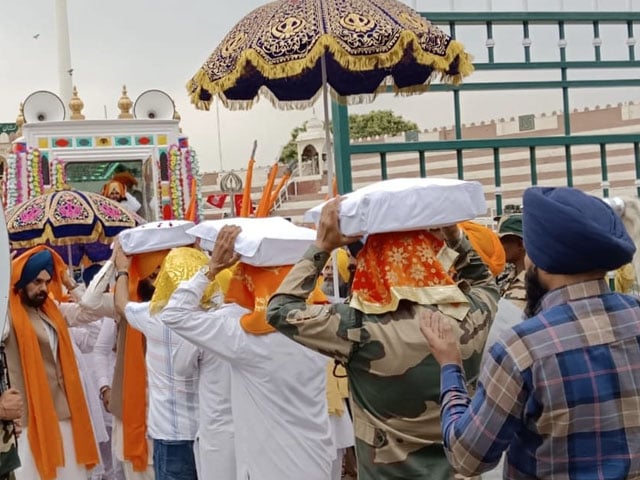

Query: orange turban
[102,180,126,199]
[112,171,138,188]
[459,221,506,277]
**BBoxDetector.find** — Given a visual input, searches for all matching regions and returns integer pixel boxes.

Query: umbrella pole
[320,54,341,300]
[66,244,74,278]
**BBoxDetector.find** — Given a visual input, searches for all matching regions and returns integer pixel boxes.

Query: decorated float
[2,87,202,222]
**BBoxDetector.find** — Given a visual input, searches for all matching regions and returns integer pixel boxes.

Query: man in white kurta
[159,270,334,480]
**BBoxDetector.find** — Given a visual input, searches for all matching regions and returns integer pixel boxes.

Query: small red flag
[206,193,228,209]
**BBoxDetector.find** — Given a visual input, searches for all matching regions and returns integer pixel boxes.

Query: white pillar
[55,0,73,108]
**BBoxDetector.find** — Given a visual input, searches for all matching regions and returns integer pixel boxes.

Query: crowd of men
[1,183,639,480]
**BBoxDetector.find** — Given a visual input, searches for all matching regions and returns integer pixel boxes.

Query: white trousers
[15,420,88,480]
[111,418,154,480]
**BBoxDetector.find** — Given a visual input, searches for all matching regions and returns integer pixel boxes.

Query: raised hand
[419,309,462,367]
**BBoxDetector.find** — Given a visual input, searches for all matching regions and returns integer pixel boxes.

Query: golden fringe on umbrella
[188,34,473,111]
[8,223,110,249]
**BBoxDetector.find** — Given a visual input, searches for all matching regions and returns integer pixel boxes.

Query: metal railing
[331,11,640,214]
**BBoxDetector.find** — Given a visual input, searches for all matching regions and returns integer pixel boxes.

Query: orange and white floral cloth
[349,230,469,317]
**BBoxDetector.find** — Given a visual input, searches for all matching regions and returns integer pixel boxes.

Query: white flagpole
[55,0,73,107]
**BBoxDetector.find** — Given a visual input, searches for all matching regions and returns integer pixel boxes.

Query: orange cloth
[101,180,126,199]
[350,230,462,314]
[225,262,327,334]
[225,263,291,335]
[459,221,506,277]
[185,177,198,222]
[123,249,169,471]
[10,246,98,479]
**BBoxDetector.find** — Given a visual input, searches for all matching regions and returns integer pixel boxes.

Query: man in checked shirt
[422,186,640,479]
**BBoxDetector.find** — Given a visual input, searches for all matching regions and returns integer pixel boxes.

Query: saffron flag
[207,194,228,209]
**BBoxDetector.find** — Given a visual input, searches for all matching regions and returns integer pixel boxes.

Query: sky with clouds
[1,0,638,173]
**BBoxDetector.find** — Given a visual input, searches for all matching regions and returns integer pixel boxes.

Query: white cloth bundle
[187,217,316,267]
[118,220,196,255]
[304,177,487,236]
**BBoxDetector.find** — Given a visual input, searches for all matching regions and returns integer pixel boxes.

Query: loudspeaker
[23,91,66,123]
[133,90,175,120]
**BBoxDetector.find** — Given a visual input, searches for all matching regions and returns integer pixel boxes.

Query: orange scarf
[459,221,506,277]
[10,246,98,480]
[350,230,469,315]
[122,249,169,471]
[225,263,328,335]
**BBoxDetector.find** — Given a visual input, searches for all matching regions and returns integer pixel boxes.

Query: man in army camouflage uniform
[267,198,499,480]
[496,215,526,309]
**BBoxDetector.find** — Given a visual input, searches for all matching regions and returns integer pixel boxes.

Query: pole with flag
[240,141,257,217]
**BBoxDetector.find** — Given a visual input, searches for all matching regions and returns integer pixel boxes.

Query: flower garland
[186,147,204,222]
[4,154,18,208]
[52,157,68,190]
[168,145,183,219]
[153,158,163,220]
[27,148,44,197]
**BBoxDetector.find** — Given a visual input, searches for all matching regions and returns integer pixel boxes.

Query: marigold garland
[27,148,45,198]
[52,157,68,190]
[168,145,183,219]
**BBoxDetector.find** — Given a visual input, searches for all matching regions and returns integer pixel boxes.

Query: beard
[137,279,156,302]
[524,265,549,319]
[21,290,47,308]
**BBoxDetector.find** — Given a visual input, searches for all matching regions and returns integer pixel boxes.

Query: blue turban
[15,249,54,290]
[523,187,635,274]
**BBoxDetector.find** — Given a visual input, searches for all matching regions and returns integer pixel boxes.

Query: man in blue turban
[421,186,640,479]
[14,249,55,307]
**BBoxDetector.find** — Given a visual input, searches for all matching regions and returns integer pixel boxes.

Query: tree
[349,110,418,140]
[279,111,419,162]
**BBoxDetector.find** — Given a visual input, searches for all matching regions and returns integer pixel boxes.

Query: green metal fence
[331,11,640,215]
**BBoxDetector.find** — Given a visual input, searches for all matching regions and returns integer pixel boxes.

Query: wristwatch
[115,271,129,282]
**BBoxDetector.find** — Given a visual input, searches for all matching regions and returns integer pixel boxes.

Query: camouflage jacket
[267,235,499,480]
[500,268,527,310]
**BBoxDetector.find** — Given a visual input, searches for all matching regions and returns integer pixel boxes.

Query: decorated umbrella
[187,0,473,197]
[187,0,473,296]
[6,188,145,267]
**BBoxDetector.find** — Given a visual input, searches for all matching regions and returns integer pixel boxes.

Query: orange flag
[240,158,255,217]
[255,163,279,217]
[267,170,291,212]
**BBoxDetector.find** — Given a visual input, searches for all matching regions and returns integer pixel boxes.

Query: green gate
[331,11,640,215]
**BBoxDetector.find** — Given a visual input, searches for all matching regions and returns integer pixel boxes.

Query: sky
[0,0,638,173]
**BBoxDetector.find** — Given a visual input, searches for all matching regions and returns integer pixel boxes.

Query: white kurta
[159,271,334,480]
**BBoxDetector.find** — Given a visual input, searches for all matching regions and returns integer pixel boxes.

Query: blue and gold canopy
[7,188,144,265]
[187,0,473,110]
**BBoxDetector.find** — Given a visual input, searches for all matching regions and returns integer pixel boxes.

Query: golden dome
[16,103,25,134]
[173,109,182,132]
[69,86,85,120]
[118,85,133,119]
